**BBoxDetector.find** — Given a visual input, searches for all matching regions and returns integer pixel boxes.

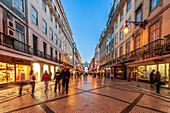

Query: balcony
[101,39,167,68]
[0,32,31,54]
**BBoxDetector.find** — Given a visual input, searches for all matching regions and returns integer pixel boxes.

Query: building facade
[99,0,170,87]
[0,0,78,85]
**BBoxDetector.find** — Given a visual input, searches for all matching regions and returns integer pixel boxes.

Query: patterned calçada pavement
[0,75,170,113]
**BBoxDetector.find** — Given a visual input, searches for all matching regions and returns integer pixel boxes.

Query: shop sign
[11,58,23,64]
[136,53,160,61]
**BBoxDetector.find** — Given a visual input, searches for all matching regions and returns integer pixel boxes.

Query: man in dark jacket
[54,69,62,92]
[155,71,161,93]
[150,69,155,88]
[61,65,70,94]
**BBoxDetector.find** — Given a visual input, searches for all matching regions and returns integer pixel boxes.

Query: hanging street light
[123,20,148,35]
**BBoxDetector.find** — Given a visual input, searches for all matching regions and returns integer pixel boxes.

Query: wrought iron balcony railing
[0,32,31,54]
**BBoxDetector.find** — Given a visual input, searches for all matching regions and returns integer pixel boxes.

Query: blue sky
[62,0,113,63]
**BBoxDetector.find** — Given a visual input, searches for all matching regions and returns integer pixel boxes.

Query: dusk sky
[62,0,113,63]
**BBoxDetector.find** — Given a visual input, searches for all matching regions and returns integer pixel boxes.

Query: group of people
[18,65,70,96]
[150,69,161,93]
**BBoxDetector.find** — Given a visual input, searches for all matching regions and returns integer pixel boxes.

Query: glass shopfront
[136,63,169,83]
[50,66,54,80]
[33,63,41,81]
[43,64,49,73]
[0,62,15,83]
[0,62,31,84]
[16,65,31,81]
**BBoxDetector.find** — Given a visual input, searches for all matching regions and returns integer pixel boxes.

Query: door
[43,42,47,58]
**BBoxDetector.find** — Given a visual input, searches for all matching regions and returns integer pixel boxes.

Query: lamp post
[123,20,148,35]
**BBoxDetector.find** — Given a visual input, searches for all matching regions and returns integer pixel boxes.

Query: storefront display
[0,62,15,83]
[50,66,54,80]
[16,65,31,81]
[33,63,41,81]
[43,64,49,73]
[136,63,169,84]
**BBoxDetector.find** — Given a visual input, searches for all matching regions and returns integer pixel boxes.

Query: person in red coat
[42,70,51,93]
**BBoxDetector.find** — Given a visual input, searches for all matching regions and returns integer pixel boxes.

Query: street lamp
[123,20,148,35]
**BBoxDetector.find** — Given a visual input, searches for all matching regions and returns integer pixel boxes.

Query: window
[31,6,38,25]
[14,0,24,11]
[127,0,131,12]
[55,34,58,44]
[16,23,25,43]
[120,9,123,21]
[115,33,118,44]
[42,19,47,34]
[126,41,130,53]
[42,0,46,12]
[55,20,57,29]
[62,31,63,37]
[55,51,58,59]
[149,21,160,42]
[151,0,160,10]
[115,18,118,28]
[135,34,141,49]
[62,43,63,50]
[120,27,123,40]
[59,39,61,48]
[115,50,117,61]
[136,6,142,22]
[64,35,66,41]
[50,28,53,40]
[49,10,53,22]
[120,46,123,57]
[59,26,61,34]
[127,18,131,32]
[50,47,53,58]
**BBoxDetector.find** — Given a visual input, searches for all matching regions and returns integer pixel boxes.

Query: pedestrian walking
[42,70,51,93]
[18,72,26,96]
[29,70,36,94]
[110,73,114,81]
[155,71,161,94]
[54,69,62,92]
[98,73,100,79]
[150,69,155,88]
[61,65,70,94]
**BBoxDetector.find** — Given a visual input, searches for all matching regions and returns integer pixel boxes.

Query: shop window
[43,64,49,73]
[158,64,165,82]
[16,65,31,81]
[33,63,40,81]
[137,66,147,79]
[166,63,169,83]
[146,65,157,78]
[149,21,160,42]
[0,63,15,83]
[50,66,54,80]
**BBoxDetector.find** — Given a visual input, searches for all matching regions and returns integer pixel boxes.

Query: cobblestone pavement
[0,76,170,113]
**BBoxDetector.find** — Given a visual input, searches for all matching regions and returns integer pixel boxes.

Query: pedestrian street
[0,76,170,113]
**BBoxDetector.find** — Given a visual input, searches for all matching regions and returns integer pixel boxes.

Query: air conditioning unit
[4,18,15,38]
[163,44,170,54]
[5,27,15,38]
[4,18,15,30]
